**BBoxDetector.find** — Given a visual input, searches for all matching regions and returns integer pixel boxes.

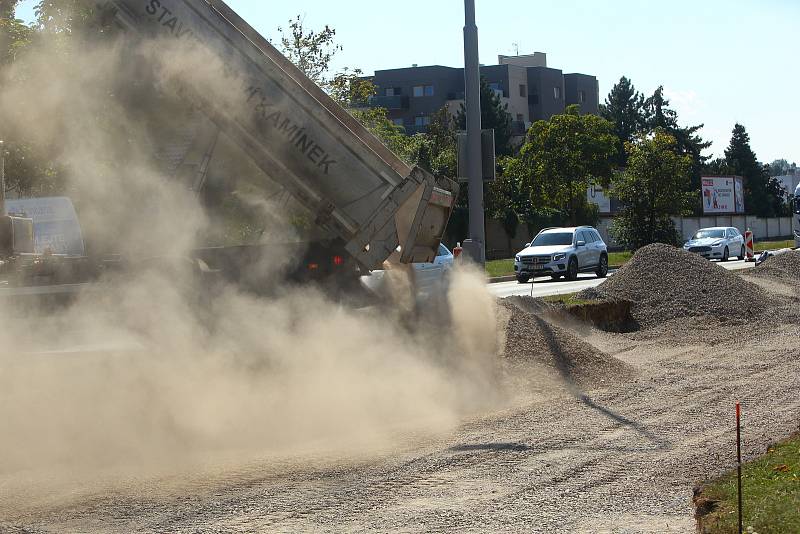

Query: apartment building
[368,53,599,134]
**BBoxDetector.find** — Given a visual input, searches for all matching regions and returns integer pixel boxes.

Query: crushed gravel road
[3,266,800,533]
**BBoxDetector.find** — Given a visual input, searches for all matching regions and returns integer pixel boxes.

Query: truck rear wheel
[517,275,530,284]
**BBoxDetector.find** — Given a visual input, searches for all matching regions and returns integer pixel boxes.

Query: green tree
[0,0,30,65]
[723,123,785,217]
[769,158,797,177]
[504,105,617,226]
[273,15,341,90]
[643,86,711,206]
[610,130,693,249]
[600,76,644,165]
[456,77,513,156]
[410,106,457,177]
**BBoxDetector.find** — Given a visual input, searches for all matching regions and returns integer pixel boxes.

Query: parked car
[683,227,745,261]
[360,243,454,300]
[514,226,608,283]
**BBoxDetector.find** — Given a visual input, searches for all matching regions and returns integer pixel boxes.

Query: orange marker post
[736,402,743,534]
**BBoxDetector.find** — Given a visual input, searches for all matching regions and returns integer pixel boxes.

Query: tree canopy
[504,105,617,226]
[719,124,786,217]
[610,130,693,249]
[457,77,513,156]
[599,76,644,165]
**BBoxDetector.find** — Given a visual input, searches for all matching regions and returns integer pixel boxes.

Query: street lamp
[462,0,485,265]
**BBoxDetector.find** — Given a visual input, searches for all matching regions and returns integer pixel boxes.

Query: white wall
[599,215,793,248]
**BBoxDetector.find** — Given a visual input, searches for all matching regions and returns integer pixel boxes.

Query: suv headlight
[552,253,566,261]
[515,255,520,262]
[711,241,723,247]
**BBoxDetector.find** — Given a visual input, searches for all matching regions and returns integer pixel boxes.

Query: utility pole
[462,0,485,265]
[0,140,5,216]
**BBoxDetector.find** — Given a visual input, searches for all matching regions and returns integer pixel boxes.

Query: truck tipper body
[92,0,456,271]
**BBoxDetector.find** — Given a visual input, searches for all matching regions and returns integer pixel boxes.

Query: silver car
[683,227,745,261]
[514,226,609,283]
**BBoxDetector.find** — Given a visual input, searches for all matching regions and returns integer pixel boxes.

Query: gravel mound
[751,250,800,286]
[579,243,772,327]
[500,298,632,388]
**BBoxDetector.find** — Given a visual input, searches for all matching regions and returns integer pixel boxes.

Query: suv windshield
[693,229,725,239]
[531,232,573,247]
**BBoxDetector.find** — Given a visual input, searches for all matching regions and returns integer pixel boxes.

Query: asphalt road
[488,257,755,299]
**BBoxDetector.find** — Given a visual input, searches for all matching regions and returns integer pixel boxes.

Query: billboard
[4,197,85,256]
[701,176,745,214]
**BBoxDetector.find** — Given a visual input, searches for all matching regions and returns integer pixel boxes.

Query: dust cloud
[0,29,505,505]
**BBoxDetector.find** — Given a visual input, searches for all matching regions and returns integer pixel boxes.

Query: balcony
[367,95,409,110]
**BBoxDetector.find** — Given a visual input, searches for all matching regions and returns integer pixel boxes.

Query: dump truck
[0,0,457,295]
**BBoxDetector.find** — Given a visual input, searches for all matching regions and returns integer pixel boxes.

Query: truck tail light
[332,255,344,266]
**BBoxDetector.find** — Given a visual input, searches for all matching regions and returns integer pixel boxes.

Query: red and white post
[744,230,755,262]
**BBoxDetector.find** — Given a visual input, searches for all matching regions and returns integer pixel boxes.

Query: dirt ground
[2,291,799,533]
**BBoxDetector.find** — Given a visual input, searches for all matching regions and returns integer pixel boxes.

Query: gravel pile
[751,250,800,287]
[499,298,632,388]
[579,243,772,327]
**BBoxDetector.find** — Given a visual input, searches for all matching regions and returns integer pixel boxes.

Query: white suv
[514,227,609,283]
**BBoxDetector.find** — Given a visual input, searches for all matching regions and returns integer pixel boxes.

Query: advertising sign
[5,197,85,256]
[701,176,745,214]
[587,183,612,214]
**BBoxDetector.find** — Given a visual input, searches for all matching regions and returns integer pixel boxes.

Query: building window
[553,86,561,100]
[392,118,404,126]
[516,114,524,122]
[519,84,527,98]
[413,85,434,97]
[385,87,396,97]
[414,116,431,127]
[578,90,586,103]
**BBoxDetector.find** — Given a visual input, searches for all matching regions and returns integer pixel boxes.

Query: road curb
[487,268,622,284]
[488,275,517,284]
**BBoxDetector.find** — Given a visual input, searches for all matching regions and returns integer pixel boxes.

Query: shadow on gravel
[450,443,532,452]
[450,442,665,454]
[531,315,671,451]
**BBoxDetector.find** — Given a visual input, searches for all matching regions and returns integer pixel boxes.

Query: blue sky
[15,0,798,164]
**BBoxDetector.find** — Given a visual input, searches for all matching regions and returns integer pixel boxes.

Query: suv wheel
[516,275,530,284]
[721,247,729,262]
[566,257,579,281]
[740,245,745,259]
[596,254,608,278]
